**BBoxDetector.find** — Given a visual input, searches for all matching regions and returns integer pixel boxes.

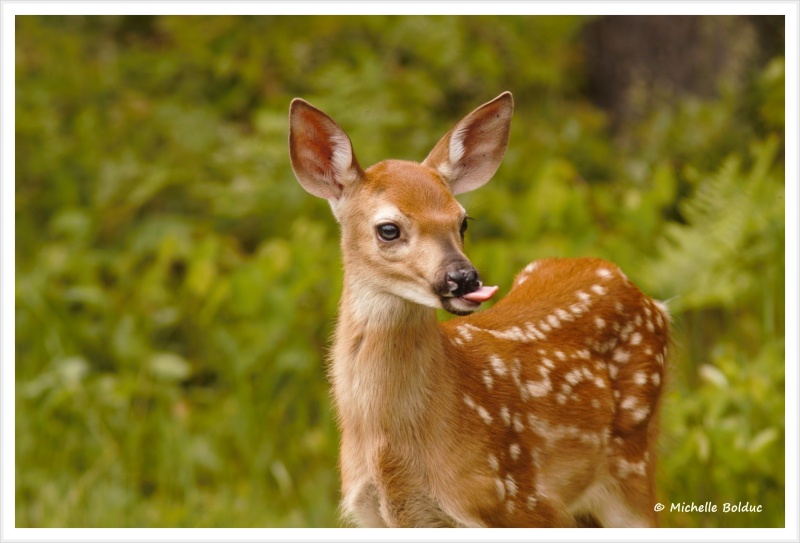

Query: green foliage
[649,134,784,528]
[15,15,784,527]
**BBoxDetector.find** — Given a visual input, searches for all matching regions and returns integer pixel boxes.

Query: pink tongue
[461,285,499,303]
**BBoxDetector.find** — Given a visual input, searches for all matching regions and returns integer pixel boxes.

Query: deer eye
[460,216,474,239]
[377,223,401,241]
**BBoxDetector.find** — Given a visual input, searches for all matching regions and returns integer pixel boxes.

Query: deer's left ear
[422,92,513,195]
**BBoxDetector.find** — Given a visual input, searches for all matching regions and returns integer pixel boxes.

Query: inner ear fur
[289,98,364,200]
[422,92,513,195]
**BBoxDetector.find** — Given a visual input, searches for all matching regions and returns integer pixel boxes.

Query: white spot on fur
[616,457,647,479]
[505,475,518,497]
[597,268,612,279]
[547,314,561,329]
[630,405,651,423]
[613,348,631,364]
[495,478,506,501]
[514,372,529,402]
[570,303,587,316]
[654,300,670,321]
[526,377,552,398]
[513,413,524,433]
[465,394,493,424]
[500,406,511,427]
[595,316,606,330]
[463,394,476,409]
[456,324,474,342]
[620,396,637,411]
[630,332,642,346]
[482,369,494,390]
[490,354,507,377]
[510,443,521,461]
[524,322,547,340]
[485,326,523,342]
[633,372,647,386]
[594,376,606,388]
[576,290,591,302]
[591,284,607,296]
[516,264,537,286]
[620,322,635,342]
[555,308,572,322]
[527,494,538,510]
[564,369,583,386]
[651,372,661,387]
[488,453,499,472]
[538,320,552,333]
[555,350,566,361]
[524,261,539,274]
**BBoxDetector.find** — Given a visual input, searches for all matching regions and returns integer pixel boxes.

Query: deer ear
[422,92,513,195]
[289,98,364,200]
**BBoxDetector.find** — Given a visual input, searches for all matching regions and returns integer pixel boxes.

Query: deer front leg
[376,446,456,527]
[341,480,386,527]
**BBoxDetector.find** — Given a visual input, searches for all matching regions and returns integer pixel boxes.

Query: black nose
[446,265,481,297]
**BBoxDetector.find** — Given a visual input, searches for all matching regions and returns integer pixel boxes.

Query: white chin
[441,296,480,316]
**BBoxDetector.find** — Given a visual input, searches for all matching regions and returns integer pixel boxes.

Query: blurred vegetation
[15,15,784,527]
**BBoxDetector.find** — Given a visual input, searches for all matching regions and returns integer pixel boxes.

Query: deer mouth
[440,285,499,316]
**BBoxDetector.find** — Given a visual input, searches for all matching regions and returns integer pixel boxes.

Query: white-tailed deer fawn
[288,92,669,527]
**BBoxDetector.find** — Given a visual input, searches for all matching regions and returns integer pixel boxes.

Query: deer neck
[331,272,453,439]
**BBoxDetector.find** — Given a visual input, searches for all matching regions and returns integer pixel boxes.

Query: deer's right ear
[289,98,364,200]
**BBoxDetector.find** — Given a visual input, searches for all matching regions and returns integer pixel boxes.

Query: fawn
[288,92,669,527]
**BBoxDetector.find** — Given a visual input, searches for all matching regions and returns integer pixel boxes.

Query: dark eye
[460,217,469,238]
[377,223,401,241]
